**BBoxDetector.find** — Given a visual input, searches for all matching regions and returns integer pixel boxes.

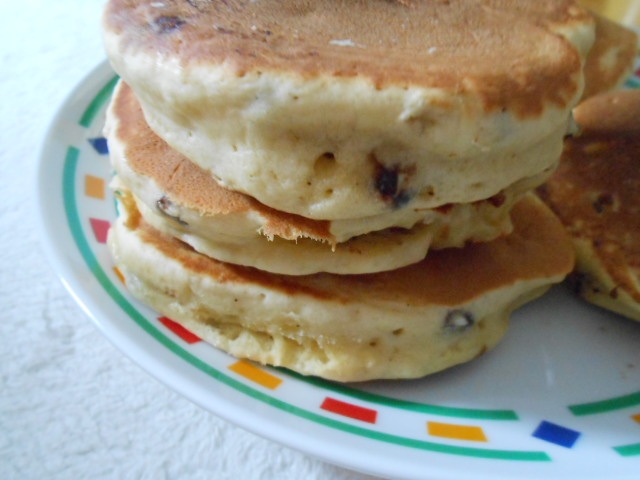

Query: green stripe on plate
[78,74,119,128]
[61,144,547,461]
[62,78,551,463]
[282,369,519,421]
[614,443,640,457]
[569,391,640,416]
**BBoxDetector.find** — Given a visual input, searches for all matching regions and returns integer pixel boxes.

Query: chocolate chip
[156,196,188,225]
[570,271,605,296]
[443,310,475,333]
[376,165,399,198]
[567,272,587,295]
[152,16,186,34]
[371,155,415,209]
[391,190,413,208]
[487,192,506,208]
[592,192,614,214]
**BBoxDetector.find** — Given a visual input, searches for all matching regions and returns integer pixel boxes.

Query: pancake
[538,89,640,321]
[107,193,575,382]
[103,0,595,221]
[581,12,638,100]
[105,80,545,275]
[573,88,640,134]
[115,183,440,275]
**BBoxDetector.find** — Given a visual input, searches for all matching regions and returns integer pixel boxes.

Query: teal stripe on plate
[614,443,640,457]
[62,145,548,461]
[60,75,550,463]
[79,74,119,128]
[569,391,640,416]
[282,369,519,421]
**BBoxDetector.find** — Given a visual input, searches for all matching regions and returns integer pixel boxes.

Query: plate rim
[34,59,640,480]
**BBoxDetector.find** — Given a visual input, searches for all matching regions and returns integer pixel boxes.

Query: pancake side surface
[105,80,548,274]
[108,194,574,381]
[103,0,595,220]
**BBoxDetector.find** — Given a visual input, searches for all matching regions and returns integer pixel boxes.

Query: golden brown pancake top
[539,89,640,302]
[112,81,333,241]
[104,0,592,118]
[133,194,575,306]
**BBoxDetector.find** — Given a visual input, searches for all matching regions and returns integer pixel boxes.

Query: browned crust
[129,193,574,306]
[110,80,532,247]
[538,90,640,304]
[111,81,333,242]
[103,0,592,118]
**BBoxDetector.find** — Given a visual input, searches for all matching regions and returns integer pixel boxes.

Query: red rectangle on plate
[159,317,202,344]
[320,397,377,424]
[89,218,110,244]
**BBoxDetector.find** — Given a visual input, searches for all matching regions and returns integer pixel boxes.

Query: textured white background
[0,2,382,479]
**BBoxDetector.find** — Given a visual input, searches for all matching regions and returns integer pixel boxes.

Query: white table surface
[0,2,381,478]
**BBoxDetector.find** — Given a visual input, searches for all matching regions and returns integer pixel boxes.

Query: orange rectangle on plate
[427,421,488,442]
[229,360,283,390]
[85,174,105,199]
[113,266,125,284]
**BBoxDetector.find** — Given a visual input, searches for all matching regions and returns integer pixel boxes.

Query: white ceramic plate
[37,60,640,480]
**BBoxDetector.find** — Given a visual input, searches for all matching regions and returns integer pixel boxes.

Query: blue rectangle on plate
[532,420,581,448]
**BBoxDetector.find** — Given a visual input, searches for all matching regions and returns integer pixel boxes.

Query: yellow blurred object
[579,0,640,26]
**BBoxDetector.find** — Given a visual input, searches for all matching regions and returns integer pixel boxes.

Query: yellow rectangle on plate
[85,174,105,199]
[229,360,283,390]
[427,421,488,442]
[113,266,125,284]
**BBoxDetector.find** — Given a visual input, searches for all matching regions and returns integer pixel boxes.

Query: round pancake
[115,183,438,275]
[581,12,638,100]
[538,89,640,321]
[105,80,545,274]
[103,0,594,220]
[107,193,575,382]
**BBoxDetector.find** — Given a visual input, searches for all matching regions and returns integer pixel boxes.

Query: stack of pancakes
[101,0,632,382]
